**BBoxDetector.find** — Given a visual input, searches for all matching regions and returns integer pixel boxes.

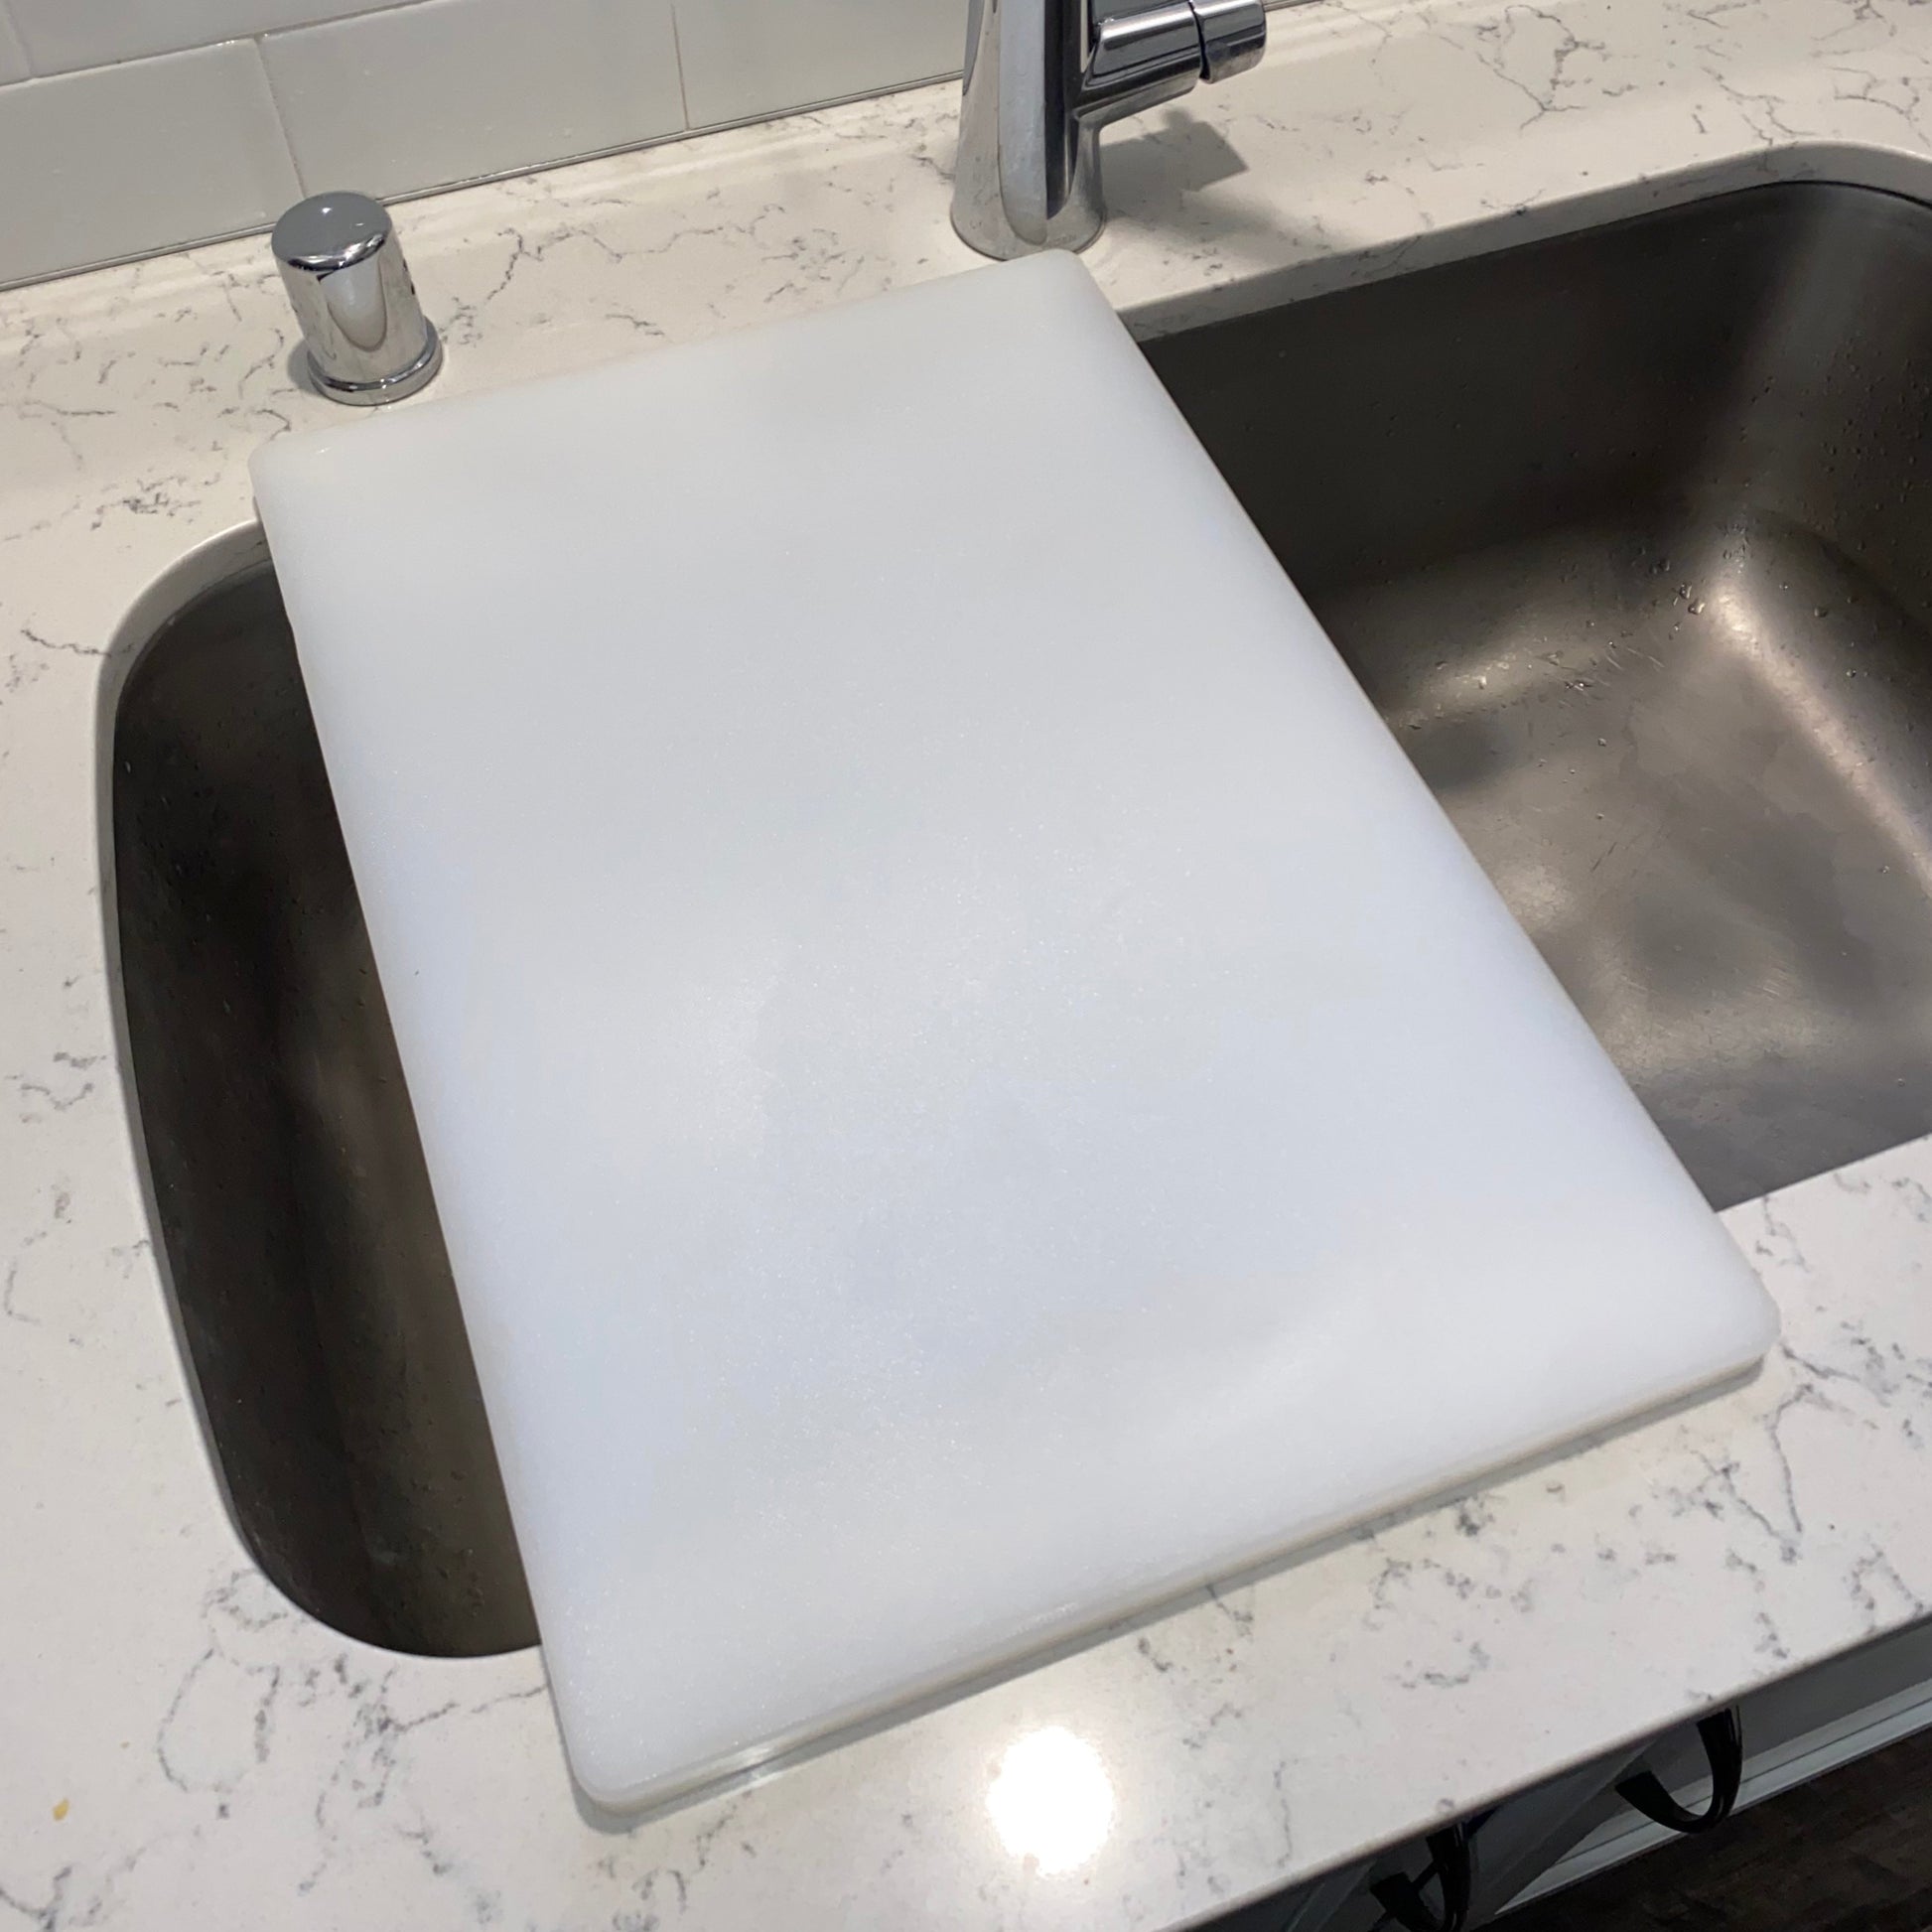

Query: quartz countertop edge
[6,1,1932,1926]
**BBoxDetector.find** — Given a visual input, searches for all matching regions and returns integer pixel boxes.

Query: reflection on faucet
[987,1725,1118,1873]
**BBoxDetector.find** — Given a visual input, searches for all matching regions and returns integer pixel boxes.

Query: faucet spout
[950,0,1266,260]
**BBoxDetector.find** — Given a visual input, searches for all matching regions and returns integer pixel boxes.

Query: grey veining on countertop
[8,1,1932,1925]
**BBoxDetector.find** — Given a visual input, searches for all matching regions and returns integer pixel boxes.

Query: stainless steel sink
[112,181,1932,1658]
[1149,179,1932,1213]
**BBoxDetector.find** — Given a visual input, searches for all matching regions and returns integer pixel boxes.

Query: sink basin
[111,180,1932,1657]
[1149,179,1932,1211]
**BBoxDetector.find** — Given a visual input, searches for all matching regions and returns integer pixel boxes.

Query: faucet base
[948,0,1265,260]
[949,195,1105,260]
[951,130,1106,259]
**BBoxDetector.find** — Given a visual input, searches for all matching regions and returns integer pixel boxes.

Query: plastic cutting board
[250,251,1777,1811]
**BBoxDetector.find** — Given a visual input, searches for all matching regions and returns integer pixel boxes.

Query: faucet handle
[271,192,442,406]
[1081,0,1269,128]
[1085,4,1207,124]
[1192,0,1267,82]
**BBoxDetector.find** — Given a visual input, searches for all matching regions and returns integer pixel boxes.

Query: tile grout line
[8,0,435,81]
[250,28,310,196]
[664,0,694,145]
[0,0,28,83]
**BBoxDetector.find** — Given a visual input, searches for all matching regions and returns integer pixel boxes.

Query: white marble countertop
[7,0,1932,1924]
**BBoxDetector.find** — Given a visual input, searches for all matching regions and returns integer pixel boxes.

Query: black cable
[1336,1710,1741,1932]
[1369,1820,1474,1932]
[1614,1707,1744,1836]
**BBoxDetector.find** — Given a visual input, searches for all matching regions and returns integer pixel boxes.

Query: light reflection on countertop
[987,1727,1118,1875]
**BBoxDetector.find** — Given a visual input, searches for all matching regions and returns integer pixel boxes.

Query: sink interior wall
[113,574,536,1655]
[1146,183,1932,629]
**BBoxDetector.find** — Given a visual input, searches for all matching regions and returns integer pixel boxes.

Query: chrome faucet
[951,0,1268,259]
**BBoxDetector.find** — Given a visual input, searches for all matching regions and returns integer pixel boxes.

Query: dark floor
[1502,1723,1932,1931]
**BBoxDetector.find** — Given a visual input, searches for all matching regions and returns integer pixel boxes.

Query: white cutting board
[251,252,1775,1811]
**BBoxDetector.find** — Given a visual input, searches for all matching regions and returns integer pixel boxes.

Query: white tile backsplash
[0,5,28,85]
[262,0,685,200]
[0,0,1304,287]
[5,0,401,76]
[673,0,961,128]
[0,42,299,286]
